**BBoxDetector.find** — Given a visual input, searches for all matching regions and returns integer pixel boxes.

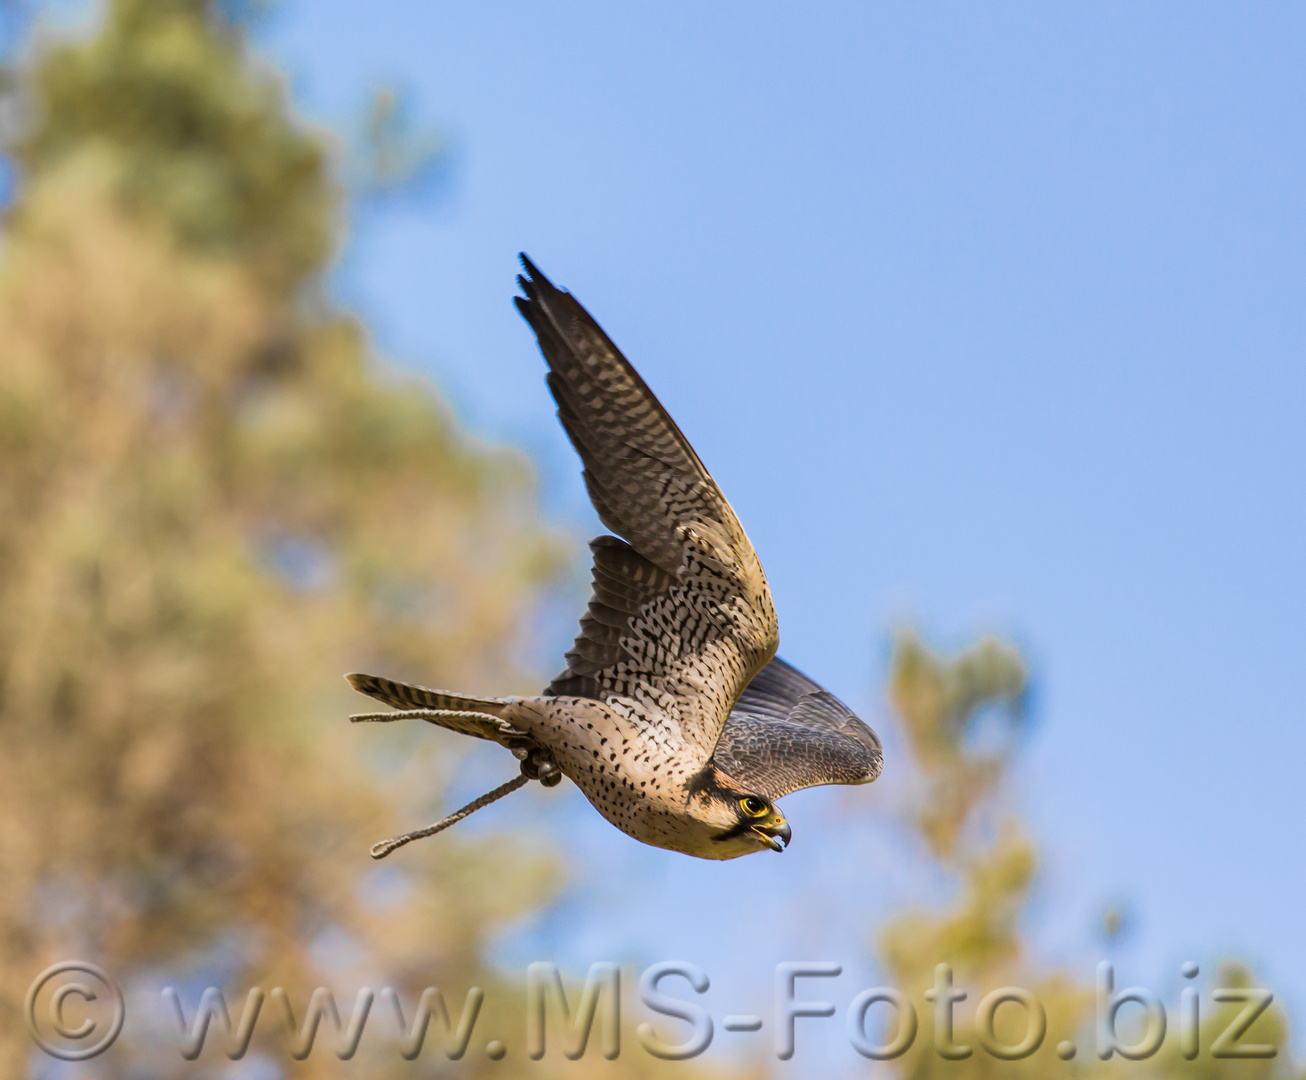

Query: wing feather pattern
[713,656,883,800]
[517,257,777,760]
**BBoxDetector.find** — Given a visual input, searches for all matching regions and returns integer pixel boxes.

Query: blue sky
[16,1,1304,1070]
[236,2,1306,1066]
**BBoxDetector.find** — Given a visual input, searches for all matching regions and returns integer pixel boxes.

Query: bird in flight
[348,257,882,860]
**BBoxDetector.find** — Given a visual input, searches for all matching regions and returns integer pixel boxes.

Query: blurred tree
[878,631,1299,1080]
[0,0,578,1075]
[878,632,1087,1080]
[343,84,446,201]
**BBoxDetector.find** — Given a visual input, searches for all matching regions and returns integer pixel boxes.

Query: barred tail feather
[346,673,510,719]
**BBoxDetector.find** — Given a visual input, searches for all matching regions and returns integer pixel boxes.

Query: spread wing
[516,256,777,761]
[712,656,883,801]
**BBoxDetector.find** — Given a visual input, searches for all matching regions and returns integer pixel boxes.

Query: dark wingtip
[517,253,549,293]
[515,254,565,332]
[514,295,541,332]
[516,253,561,298]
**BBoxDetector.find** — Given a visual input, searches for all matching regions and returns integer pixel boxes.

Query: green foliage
[880,632,1302,1080]
[12,0,332,290]
[0,1,570,1076]
[881,632,1083,1080]
[890,631,1026,858]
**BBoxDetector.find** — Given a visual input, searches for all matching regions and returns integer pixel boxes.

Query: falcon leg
[518,746,563,787]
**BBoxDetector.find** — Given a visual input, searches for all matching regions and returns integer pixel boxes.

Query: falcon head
[687,764,791,856]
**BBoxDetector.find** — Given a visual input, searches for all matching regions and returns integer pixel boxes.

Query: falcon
[348,257,882,860]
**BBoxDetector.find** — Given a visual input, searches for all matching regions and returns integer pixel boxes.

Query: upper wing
[711,656,883,801]
[516,256,777,760]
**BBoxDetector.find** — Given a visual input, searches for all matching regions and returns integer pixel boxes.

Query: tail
[346,673,510,719]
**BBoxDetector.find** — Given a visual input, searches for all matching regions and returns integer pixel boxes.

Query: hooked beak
[752,816,791,852]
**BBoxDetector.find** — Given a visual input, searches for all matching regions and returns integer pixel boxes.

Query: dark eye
[740,796,768,818]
